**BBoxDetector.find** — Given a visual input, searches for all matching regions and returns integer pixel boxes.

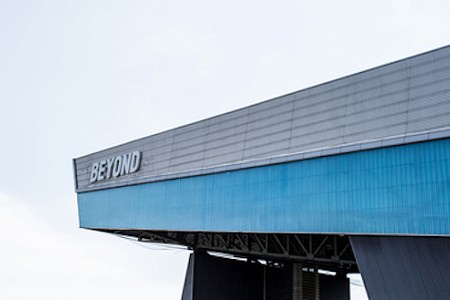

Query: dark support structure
[104,230,358,274]
[181,251,350,300]
[350,236,450,299]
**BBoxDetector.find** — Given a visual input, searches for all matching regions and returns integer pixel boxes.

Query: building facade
[74,45,450,299]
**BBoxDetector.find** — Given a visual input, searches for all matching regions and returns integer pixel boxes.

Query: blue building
[74,45,450,299]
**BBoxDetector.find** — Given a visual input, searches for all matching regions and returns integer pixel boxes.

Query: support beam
[105,230,358,273]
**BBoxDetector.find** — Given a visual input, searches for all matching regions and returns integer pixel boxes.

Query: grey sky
[1,0,450,299]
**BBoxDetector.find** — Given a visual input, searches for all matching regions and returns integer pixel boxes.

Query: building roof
[74,44,450,193]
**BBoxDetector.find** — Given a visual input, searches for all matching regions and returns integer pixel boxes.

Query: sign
[89,151,142,183]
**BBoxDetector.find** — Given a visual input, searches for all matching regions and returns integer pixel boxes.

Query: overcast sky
[1,1,450,299]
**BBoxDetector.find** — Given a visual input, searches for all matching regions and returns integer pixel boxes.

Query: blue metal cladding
[78,138,450,235]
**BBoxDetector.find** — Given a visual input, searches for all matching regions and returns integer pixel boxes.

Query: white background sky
[1,1,450,299]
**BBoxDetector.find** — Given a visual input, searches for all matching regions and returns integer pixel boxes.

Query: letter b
[89,162,99,183]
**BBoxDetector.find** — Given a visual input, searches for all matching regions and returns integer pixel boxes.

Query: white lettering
[120,153,131,176]
[89,162,99,183]
[112,155,122,177]
[97,160,107,181]
[130,151,141,173]
[89,151,142,184]
[106,158,114,179]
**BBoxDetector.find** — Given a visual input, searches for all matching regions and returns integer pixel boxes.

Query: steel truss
[100,229,358,273]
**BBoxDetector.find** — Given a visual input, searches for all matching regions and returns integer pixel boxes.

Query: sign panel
[89,151,142,183]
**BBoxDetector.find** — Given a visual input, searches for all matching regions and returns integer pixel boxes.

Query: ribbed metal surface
[350,236,450,299]
[75,45,450,192]
[78,138,450,235]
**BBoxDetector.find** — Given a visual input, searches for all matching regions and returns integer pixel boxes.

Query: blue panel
[78,139,450,235]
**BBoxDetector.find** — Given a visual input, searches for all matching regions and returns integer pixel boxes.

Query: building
[73,45,450,299]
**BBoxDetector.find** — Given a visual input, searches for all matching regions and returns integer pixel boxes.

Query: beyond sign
[89,151,142,183]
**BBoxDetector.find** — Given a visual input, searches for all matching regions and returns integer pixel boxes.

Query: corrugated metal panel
[78,138,450,235]
[350,236,450,299]
[75,45,450,192]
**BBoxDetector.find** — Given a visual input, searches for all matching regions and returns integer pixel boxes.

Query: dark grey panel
[180,252,349,300]
[321,274,350,300]
[75,45,450,192]
[350,236,450,300]
[181,254,194,300]
[191,252,264,300]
